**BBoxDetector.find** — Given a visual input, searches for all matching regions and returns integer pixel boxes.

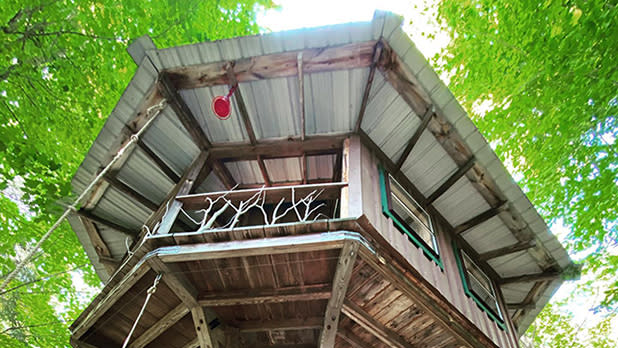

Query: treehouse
[68,11,576,348]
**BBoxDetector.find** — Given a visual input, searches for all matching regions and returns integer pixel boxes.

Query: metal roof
[69,10,573,336]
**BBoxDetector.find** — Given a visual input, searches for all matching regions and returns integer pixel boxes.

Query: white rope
[121,273,162,348]
[0,99,168,294]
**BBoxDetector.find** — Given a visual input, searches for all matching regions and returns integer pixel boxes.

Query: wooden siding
[355,139,520,348]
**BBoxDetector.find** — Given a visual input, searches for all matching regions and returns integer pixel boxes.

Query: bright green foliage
[435,0,617,345]
[0,0,270,346]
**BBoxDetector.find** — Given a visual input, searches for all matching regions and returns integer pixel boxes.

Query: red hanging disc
[212,96,231,120]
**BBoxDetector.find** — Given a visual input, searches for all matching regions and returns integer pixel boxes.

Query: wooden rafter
[165,41,377,89]
[158,73,212,150]
[137,139,180,183]
[355,41,383,132]
[319,242,359,347]
[191,306,216,348]
[337,329,367,348]
[104,173,159,211]
[478,240,537,262]
[499,271,562,285]
[453,202,507,235]
[225,63,257,144]
[342,300,416,348]
[79,217,115,274]
[395,106,434,170]
[129,304,189,348]
[76,209,135,237]
[423,155,476,206]
[198,284,331,307]
[506,302,536,310]
[211,161,237,190]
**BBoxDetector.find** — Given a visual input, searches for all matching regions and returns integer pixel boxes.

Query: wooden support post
[423,155,476,206]
[453,202,507,235]
[257,155,271,186]
[499,271,562,285]
[137,139,181,183]
[298,52,306,140]
[395,106,433,170]
[319,242,359,347]
[156,152,209,235]
[342,300,416,348]
[355,42,383,132]
[478,240,537,261]
[159,73,212,150]
[129,304,190,348]
[225,62,257,144]
[340,136,363,218]
[191,306,216,348]
[301,153,308,185]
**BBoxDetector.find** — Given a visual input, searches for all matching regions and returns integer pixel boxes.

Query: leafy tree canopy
[0,0,271,346]
[435,0,617,345]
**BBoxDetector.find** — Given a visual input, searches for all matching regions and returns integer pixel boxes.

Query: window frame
[452,242,506,330]
[378,165,442,268]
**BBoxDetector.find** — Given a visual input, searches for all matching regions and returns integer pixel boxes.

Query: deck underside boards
[72,229,481,348]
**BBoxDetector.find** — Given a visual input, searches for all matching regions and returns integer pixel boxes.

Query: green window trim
[452,241,506,330]
[378,165,443,269]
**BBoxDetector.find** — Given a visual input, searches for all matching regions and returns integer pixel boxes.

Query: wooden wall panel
[356,140,519,348]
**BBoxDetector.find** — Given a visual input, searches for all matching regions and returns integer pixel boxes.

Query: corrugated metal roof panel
[264,157,303,183]
[307,154,336,181]
[433,177,492,227]
[401,130,459,196]
[489,251,542,277]
[243,77,301,139]
[91,188,150,230]
[115,148,175,205]
[180,86,248,143]
[500,283,533,304]
[196,172,226,193]
[461,216,519,253]
[225,160,264,185]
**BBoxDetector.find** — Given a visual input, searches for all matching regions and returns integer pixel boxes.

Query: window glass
[462,251,503,320]
[388,174,437,252]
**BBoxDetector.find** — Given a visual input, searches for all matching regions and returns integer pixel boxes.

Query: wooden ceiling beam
[129,304,189,348]
[198,284,331,307]
[137,139,180,183]
[337,329,369,348]
[165,41,377,89]
[319,241,359,347]
[342,300,417,348]
[499,271,562,285]
[79,217,116,274]
[158,72,212,150]
[478,240,537,262]
[211,160,237,190]
[233,317,323,332]
[355,42,383,132]
[225,63,257,145]
[209,135,347,161]
[423,155,476,206]
[395,106,434,170]
[506,302,536,310]
[155,231,350,263]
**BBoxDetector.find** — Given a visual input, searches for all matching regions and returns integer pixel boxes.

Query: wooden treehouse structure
[68,12,575,348]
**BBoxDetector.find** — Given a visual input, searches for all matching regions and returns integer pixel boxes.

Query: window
[378,165,441,267]
[454,246,506,329]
